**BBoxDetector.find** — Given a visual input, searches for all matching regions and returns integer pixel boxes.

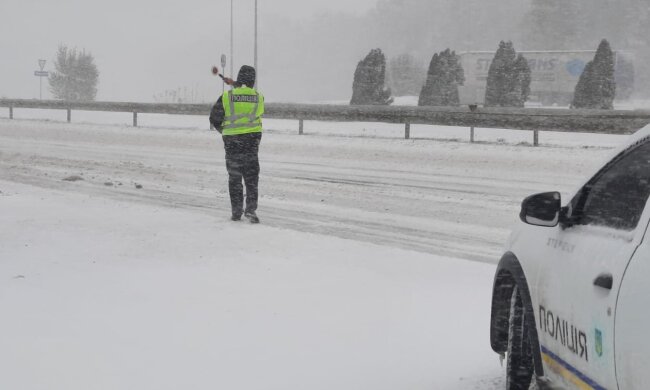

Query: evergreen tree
[419,53,442,106]
[485,42,515,107]
[572,39,616,109]
[505,54,532,106]
[350,49,393,105]
[418,49,465,106]
[485,42,530,107]
[49,45,99,101]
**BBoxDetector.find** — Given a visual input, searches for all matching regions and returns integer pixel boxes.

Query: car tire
[506,285,534,390]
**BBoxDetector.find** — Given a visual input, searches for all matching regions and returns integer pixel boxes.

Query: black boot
[244,211,260,224]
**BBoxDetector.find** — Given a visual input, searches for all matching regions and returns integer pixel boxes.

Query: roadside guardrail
[2,98,650,145]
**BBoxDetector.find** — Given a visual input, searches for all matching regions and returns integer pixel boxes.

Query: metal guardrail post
[405,122,410,139]
[299,119,304,135]
[534,130,539,146]
[133,111,138,127]
[9,106,13,119]
[67,108,71,123]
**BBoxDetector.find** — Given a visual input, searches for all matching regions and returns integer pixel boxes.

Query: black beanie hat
[236,65,256,87]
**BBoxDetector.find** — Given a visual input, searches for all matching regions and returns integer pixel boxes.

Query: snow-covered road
[0,118,615,262]
[0,117,625,389]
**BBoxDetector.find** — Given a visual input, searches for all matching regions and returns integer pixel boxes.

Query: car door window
[578,141,650,230]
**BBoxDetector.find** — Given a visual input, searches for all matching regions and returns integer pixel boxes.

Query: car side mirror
[520,192,561,227]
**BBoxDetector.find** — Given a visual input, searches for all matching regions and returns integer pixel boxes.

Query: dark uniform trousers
[223,132,262,216]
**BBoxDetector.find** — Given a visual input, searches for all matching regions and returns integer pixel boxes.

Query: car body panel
[615,228,650,389]
[509,223,641,389]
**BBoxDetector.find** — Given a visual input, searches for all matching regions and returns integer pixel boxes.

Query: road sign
[35,59,49,100]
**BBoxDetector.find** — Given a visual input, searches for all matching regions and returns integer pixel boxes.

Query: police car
[490,124,650,390]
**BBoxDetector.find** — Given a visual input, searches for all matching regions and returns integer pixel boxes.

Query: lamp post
[254,0,258,87]
[230,0,234,77]
[230,0,259,86]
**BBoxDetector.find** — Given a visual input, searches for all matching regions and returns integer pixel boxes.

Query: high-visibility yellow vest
[221,86,265,136]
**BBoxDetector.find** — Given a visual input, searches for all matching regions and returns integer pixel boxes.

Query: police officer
[210,65,264,223]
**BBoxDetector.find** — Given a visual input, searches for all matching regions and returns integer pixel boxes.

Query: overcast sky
[0,0,378,102]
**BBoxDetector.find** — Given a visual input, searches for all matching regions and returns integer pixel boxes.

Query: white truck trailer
[458,50,634,106]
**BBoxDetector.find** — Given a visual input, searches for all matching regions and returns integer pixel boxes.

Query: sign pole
[221,54,227,95]
[36,59,47,100]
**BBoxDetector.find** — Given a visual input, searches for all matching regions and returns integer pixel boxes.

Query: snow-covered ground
[0,113,629,389]
[1,180,503,390]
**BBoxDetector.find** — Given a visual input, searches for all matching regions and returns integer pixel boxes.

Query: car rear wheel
[506,285,534,390]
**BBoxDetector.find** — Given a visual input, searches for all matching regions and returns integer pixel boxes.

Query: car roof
[563,123,650,199]
[601,123,650,163]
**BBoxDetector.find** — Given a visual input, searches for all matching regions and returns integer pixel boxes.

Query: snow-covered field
[0,112,628,389]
